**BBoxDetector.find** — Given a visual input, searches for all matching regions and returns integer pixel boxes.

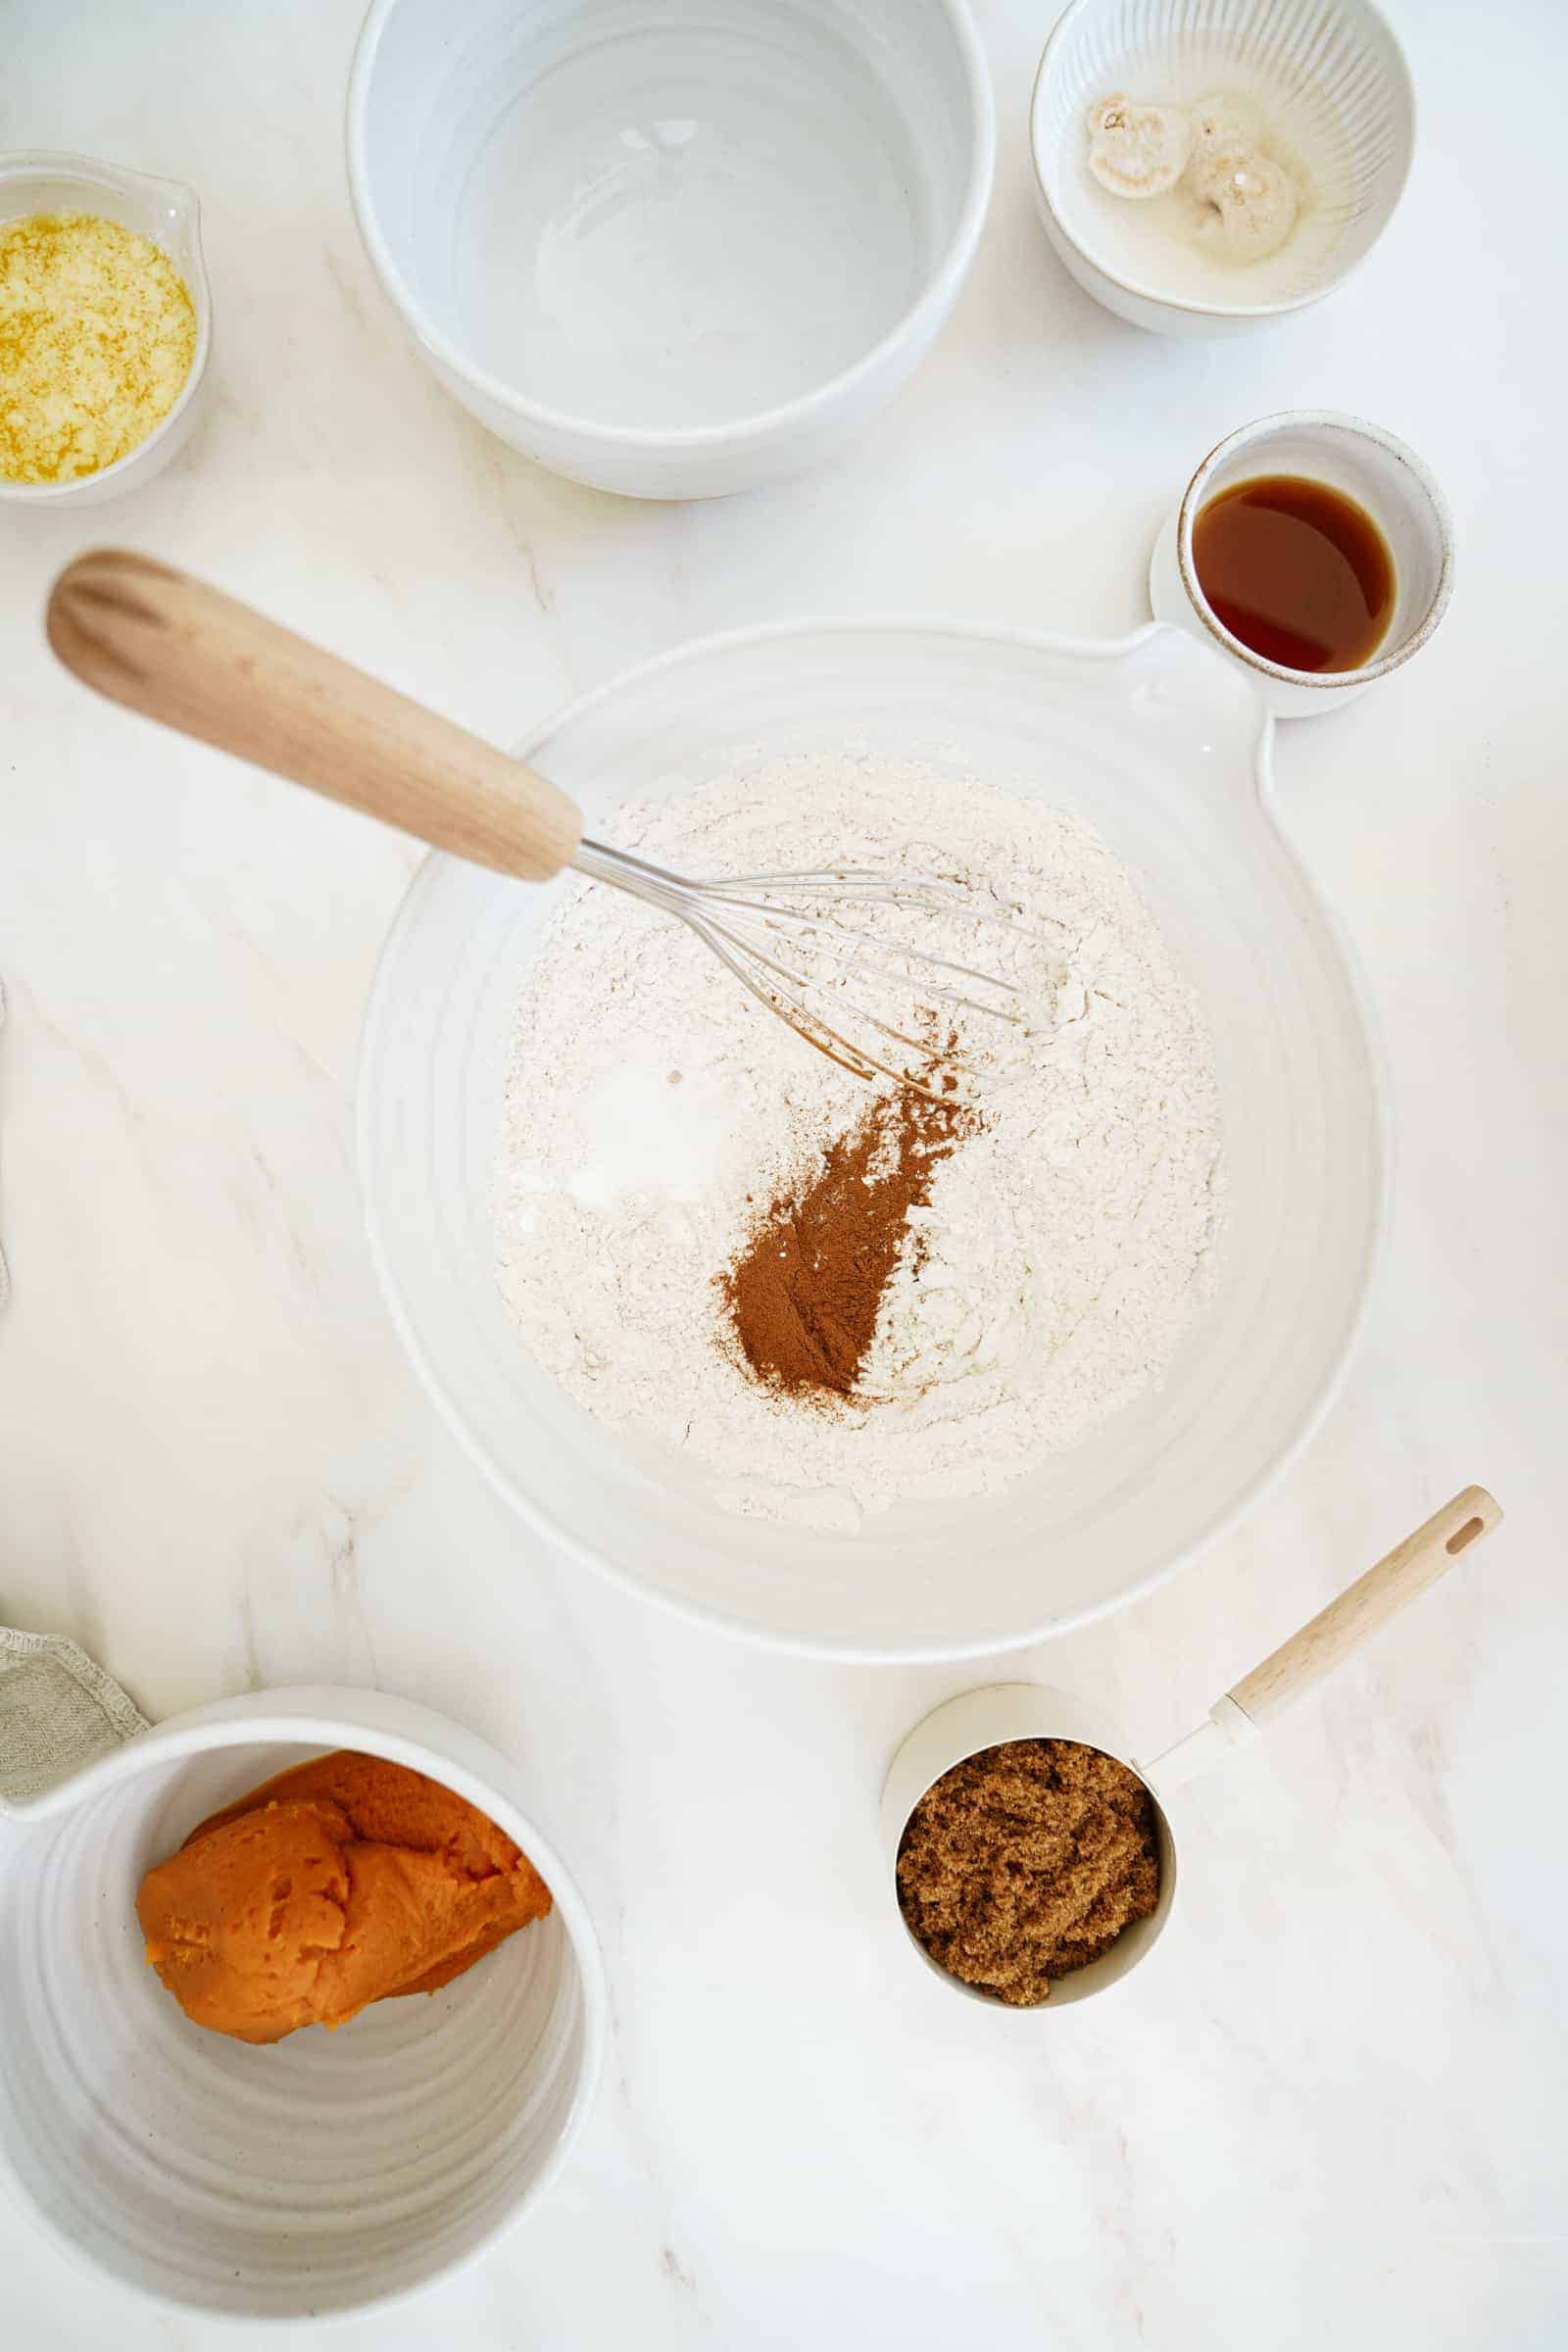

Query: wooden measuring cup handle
[1227,1486,1502,1731]
[47,550,583,883]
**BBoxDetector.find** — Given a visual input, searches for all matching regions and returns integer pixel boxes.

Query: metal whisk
[570,840,1039,1097]
[48,554,1044,1098]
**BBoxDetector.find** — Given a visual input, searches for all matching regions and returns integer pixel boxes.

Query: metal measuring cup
[881,1487,1500,2008]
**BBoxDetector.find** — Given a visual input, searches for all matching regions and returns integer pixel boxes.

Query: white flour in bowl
[492,752,1223,1524]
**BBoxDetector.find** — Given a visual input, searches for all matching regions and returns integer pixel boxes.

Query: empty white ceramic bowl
[1030,0,1414,335]
[0,152,210,507]
[0,1686,605,2320]
[347,0,995,498]
[357,620,1386,1660]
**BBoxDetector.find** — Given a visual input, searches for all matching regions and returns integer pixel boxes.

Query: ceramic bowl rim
[345,0,997,454]
[1027,0,1415,323]
[0,1695,609,2326]
[1175,408,1455,690]
[0,149,211,506]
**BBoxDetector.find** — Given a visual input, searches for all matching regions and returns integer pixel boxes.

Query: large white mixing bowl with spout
[358,621,1386,1659]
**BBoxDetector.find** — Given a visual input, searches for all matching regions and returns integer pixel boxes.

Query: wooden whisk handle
[47,550,583,883]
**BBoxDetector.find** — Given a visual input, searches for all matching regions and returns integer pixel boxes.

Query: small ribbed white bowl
[0,1687,605,2321]
[1030,0,1414,335]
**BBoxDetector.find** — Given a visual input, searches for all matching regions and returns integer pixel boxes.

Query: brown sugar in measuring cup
[896,1738,1162,2005]
[880,1489,1500,2009]
[882,1685,1179,2008]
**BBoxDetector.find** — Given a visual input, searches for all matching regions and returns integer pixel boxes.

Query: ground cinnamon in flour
[719,1088,969,1401]
[896,1740,1161,2005]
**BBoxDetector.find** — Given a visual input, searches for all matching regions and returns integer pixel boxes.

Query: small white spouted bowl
[1030,0,1414,335]
[348,0,995,499]
[0,152,210,506]
[0,1686,606,2320]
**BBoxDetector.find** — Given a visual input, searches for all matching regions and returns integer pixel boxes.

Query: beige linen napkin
[0,1627,148,1813]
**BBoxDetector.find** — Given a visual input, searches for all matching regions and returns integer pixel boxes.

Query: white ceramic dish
[1150,410,1455,717]
[0,1686,606,2321]
[1030,0,1413,336]
[0,152,210,507]
[347,0,994,499]
[357,619,1387,1660]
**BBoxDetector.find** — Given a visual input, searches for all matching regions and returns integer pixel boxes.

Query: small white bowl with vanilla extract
[1150,411,1454,718]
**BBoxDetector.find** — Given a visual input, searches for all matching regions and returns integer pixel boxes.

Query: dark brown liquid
[1193,474,1396,674]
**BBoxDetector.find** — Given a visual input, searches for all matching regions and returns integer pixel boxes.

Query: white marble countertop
[2,1,1565,2343]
